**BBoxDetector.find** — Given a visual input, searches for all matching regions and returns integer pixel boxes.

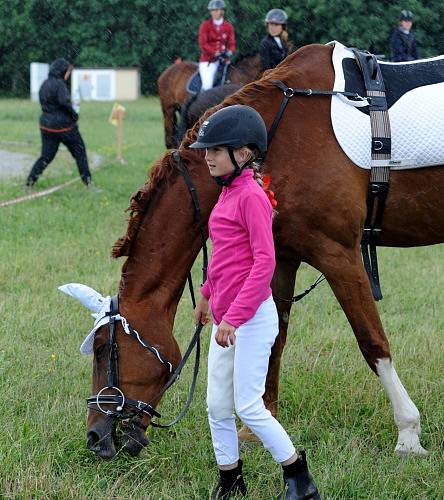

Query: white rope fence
[0,178,80,208]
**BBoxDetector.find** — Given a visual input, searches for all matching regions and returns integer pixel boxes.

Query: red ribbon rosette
[262,175,278,208]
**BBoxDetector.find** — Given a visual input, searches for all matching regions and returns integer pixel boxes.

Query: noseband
[88,152,208,427]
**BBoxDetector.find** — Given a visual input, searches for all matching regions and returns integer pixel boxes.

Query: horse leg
[317,245,428,455]
[238,257,298,442]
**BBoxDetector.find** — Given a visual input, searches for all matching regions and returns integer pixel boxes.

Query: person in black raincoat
[259,9,290,71]
[389,10,419,62]
[26,58,97,189]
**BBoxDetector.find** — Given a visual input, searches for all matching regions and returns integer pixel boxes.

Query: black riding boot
[211,459,247,499]
[280,451,320,500]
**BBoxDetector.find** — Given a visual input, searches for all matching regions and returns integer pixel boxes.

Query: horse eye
[95,344,107,358]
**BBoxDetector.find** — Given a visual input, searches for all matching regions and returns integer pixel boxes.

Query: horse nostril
[87,430,100,449]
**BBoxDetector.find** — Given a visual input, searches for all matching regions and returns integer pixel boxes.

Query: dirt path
[0,149,103,181]
[0,149,105,207]
[0,150,34,180]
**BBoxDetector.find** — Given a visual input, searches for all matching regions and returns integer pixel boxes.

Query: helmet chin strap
[214,147,253,187]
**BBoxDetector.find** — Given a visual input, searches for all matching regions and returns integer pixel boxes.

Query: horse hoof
[395,445,429,456]
[238,425,260,442]
[395,430,428,456]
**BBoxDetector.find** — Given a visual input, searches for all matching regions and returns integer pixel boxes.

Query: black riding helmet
[189,105,267,186]
[400,9,413,21]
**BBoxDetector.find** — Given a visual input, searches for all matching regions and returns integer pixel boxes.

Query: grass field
[0,98,443,499]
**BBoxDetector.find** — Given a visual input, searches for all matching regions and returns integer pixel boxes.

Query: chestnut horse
[157,53,262,148]
[86,44,442,459]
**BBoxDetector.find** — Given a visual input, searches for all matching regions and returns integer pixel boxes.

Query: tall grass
[0,99,442,499]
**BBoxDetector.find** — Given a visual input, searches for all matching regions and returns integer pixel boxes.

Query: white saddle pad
[330,41,444,170]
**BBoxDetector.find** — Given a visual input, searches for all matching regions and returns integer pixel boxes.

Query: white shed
[30,62,49,101]
[71,68,140,102]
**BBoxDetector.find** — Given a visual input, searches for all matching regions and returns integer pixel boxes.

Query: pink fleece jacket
[200,168,275,327]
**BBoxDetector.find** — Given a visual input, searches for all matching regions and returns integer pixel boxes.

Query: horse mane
[113,46,316,259]
[111,152,176,258]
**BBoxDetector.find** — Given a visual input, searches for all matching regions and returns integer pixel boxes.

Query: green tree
[0,0,443,96]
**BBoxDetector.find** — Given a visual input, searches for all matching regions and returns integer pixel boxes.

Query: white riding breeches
[199,61,218,91]
[207,296,296,465]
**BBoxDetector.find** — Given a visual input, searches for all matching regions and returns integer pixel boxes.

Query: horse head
[59,283,180,458]
[86,316,177,459]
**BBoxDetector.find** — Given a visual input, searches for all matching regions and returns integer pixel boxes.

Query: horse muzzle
[87,412,150,459]
[87,417,117,459]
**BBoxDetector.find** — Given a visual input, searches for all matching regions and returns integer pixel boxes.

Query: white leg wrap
[376,358,428,455]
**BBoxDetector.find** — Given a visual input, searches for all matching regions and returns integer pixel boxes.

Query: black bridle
[87,152,209,428]
[88,81,366,427]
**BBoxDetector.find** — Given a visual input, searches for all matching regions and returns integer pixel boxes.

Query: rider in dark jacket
[39,58,79,130]
[259,9,289,71]
[26,58,97,190]
[389,10,419,62]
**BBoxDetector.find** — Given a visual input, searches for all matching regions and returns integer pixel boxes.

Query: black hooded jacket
[39,58,78,130]
[259,35,289,70]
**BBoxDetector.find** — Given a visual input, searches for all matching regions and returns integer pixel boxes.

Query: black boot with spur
[211,459,247,499]
[280,451,320,500]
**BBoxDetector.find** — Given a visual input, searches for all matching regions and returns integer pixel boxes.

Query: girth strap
[352,49,392,301]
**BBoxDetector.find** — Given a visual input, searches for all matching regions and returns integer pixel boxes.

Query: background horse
[157,53,262,148]
[175,83,241,147]
[87,44,442,459]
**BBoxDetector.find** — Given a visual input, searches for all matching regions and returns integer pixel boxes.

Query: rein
[88,154,209,428]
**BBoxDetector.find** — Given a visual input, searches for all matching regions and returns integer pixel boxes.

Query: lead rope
[274,274,326,304]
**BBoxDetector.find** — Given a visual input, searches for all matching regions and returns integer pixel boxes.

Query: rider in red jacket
[199,0,236,90]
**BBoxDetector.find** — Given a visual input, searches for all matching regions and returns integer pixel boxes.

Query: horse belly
[379,167,444,247]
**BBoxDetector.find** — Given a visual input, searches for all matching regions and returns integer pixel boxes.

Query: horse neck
[118,163,218,314]
[229,54,262,84]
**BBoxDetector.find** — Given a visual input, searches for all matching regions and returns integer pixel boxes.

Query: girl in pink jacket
[190,105,320,500]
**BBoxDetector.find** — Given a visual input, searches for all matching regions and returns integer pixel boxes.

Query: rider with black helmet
[259,9,290,71]
[389,9,419,62]
[191,105,320,500]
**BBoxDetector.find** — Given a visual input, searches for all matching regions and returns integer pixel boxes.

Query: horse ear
[58,283,106,313]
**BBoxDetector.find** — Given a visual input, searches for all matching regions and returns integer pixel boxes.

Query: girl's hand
[215,320,236,348]
[194,296,210,325]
